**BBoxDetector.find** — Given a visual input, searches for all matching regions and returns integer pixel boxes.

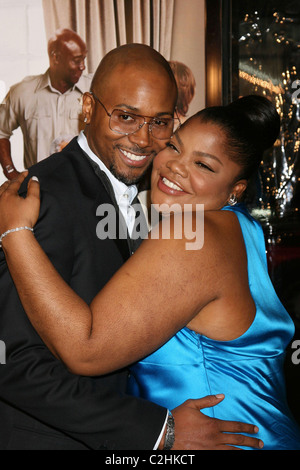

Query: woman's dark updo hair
[195,95,280,181]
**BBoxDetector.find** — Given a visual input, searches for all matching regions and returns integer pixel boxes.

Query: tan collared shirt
[0,69,92,168]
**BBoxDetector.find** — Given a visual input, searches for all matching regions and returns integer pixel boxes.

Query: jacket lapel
[76,145,131,262]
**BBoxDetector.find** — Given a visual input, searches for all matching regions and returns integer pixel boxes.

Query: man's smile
[118,148,152,167]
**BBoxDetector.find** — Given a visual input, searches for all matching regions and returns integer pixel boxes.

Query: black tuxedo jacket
[0,138,166,450]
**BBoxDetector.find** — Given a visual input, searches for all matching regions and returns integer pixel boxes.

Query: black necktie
[128,196,149,253]
[84,154,148,254]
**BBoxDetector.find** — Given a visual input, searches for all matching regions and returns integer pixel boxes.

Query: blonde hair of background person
[169,61,196,122]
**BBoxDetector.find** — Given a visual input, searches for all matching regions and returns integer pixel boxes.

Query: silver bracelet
[163,412,175,450]
[0,226,34,248]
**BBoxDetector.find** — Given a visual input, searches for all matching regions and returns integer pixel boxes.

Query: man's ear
[82,92,94,124]
[233,179,248,200]
[50,50,60,66]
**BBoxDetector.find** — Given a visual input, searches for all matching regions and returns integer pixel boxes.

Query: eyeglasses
[90,92,180,140]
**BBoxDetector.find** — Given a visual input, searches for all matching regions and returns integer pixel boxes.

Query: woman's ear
[233,179,248,200]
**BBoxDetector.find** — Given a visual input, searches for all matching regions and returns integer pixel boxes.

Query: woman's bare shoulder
[147,209,242,254]
[201,209,246,262]
[204,209,242,238]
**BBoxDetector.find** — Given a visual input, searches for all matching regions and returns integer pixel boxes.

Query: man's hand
[159,395,264,450]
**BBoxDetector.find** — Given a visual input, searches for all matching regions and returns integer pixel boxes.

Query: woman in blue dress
[0,95,299,449]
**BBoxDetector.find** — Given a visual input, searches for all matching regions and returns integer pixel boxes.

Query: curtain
[42,0,175,73]
[131,0,174,56]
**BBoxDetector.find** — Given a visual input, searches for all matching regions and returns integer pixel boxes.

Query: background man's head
[48,29,87,88]
[83,44,178,185]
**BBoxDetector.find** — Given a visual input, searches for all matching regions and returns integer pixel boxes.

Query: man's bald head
[91,43,177,101]
[48,29,87,92]
[48,29,87,58]
[83,44,178,185]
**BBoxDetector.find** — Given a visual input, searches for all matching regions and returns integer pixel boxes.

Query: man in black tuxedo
[0,44,261,450]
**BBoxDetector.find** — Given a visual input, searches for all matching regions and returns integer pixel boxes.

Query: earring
[228,194,237,206]
[84,116,88,123]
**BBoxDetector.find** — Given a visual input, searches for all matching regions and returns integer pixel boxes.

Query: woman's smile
[157,175,187,195]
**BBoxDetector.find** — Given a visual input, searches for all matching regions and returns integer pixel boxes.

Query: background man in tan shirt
[0,28,92,180]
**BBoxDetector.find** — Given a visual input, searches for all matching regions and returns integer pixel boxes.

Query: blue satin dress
[128,205,300,450]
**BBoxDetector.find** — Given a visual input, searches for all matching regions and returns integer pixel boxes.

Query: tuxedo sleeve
[0,186,167,450]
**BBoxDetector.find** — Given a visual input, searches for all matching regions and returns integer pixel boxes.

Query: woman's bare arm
[2,219,218,375]
[0,175,218,376]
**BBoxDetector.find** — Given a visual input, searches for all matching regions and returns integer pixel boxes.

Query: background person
[169,60,196,124]
[0,28,91,180]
